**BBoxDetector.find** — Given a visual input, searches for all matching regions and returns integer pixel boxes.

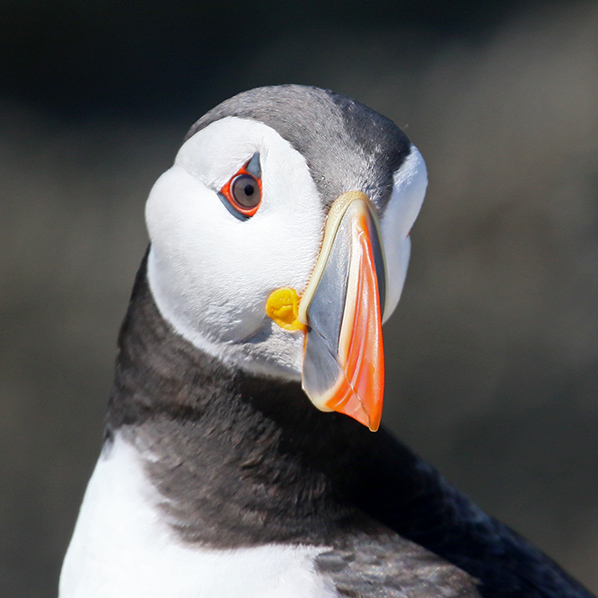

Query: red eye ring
[219,160,262,218]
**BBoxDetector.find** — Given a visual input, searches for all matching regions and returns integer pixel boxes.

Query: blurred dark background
[2,0,598,595]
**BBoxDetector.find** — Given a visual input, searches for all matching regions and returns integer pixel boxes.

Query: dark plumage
[105,253,594,598]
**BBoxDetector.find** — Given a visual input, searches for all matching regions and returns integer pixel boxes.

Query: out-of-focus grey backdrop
[2,1,598,595]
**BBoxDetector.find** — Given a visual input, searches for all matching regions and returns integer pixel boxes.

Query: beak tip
[368,417,381,433]
[331,391,383,432]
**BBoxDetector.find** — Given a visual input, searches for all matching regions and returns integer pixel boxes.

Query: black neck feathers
[105,251,594,598]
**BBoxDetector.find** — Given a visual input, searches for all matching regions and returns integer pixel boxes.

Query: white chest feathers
[59,435,337,598]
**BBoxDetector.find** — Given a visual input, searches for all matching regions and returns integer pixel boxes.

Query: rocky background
[2,1,598,595]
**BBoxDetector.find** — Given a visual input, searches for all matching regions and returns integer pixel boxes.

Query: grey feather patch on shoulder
[185,85,412,210]
[316,532,481,598]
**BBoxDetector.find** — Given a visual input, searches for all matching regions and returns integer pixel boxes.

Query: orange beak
[298,191,386,431]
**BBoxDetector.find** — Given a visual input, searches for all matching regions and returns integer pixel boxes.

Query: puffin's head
[146,85,427,431]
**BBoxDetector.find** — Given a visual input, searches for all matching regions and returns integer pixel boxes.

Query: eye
[219,154,262,219]
[231,174,261,210]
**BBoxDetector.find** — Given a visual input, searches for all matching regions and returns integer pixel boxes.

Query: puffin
[59,85,594,598]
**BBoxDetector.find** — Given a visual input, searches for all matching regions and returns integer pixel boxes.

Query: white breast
[59,435,337,598]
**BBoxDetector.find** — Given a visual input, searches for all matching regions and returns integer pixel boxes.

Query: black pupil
[232,175,260,209]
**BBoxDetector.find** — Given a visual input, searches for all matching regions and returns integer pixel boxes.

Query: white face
[146,116,427,379]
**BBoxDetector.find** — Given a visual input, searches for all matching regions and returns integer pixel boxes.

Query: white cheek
[145,118,324,375]
[381,146,427,322]
[146,166,249,344]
